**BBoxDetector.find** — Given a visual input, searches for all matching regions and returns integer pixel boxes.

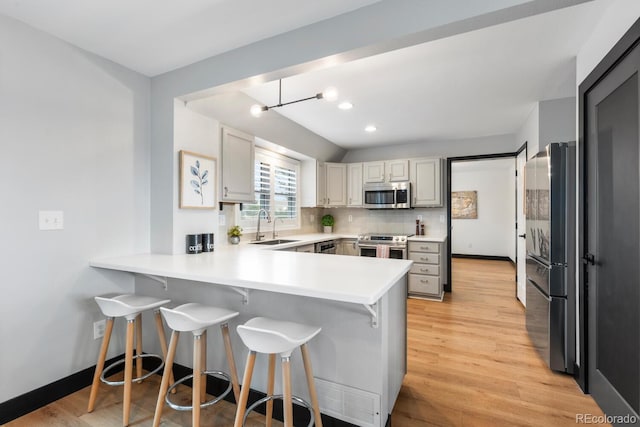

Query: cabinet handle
[224,186,228,197]
[420,279,429,284]
[420,268,429,272]
[420,246,429,250]
[349,198,352,204]
[420,257,428,261]
[327,198,330,204]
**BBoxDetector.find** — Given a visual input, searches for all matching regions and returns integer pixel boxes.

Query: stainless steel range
[356,233,413,259]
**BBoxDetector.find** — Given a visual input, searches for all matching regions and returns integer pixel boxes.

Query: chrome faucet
[255,209,271,241]
[272,217,283,239]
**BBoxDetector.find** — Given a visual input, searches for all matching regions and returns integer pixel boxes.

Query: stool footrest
[243,394,314,427]
[100,353,164,386]
[165,370,233,411]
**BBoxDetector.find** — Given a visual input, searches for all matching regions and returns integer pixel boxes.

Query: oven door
[358,244,406,259]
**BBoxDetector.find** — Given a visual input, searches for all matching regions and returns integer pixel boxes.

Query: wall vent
[314,378,381,427]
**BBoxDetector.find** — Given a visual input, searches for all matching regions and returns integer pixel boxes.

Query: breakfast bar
[90,242,412,427]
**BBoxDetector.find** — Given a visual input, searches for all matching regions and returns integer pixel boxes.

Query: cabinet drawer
[408,241,440,253]
[410,264,440,276]
[409,274,440,295]
[408,252,440,264]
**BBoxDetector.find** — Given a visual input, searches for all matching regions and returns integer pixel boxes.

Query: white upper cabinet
[363,161,385,183]
[316,161,327,206]
[347,163,363,207]
[410,158,443,207]
[325,162,347,206]
[221,126,255,203]
[363,160,409,183]
[386,159,410,181]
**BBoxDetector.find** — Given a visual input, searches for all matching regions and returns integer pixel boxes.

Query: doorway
[446,152,518,292]
[579,19,640,417]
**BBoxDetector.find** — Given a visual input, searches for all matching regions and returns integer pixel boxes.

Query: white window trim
[239,147,301,233]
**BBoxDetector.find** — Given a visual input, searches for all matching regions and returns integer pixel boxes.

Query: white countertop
[90,233,412,305]
[407,235,448,243]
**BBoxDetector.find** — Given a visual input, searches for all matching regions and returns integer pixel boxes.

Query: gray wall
[0,15,150,402]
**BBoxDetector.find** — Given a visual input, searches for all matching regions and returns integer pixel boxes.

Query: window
[240,148,300,231]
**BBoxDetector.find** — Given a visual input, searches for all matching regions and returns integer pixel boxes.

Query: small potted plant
[321,214,335,234]
[227,225,243,244]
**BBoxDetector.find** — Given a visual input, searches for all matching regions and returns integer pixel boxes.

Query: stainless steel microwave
[363,181,411,209]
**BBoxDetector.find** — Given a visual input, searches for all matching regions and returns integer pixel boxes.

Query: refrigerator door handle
[582,253,596,265]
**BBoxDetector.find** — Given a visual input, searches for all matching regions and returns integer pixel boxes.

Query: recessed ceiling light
[365,125,377,133]
[338,101,353,110]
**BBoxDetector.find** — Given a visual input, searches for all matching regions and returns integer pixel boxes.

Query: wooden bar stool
[87,294,172,427]
[234,317,323,427]
[153,303,241,427]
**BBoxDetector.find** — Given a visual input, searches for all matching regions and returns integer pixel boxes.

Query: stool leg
[193,334,203,427]
[301,344,323,427]
[282,356,293,427]
[153,330,179,427]
[201,330,207,403]
[153,310,175,392]
[123,318,135,426]
[87,317,114,412]
[135,313,143,382]
[221,323,240,402]
[233,351,256,427]
[266,353,276,427]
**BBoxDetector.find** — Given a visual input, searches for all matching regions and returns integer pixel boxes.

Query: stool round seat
[237,317,321,357]
[95,294,171,320]
[160,303,238,335]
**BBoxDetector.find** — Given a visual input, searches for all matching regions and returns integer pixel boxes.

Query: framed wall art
[452,190,478,219]
[179,150,216,209]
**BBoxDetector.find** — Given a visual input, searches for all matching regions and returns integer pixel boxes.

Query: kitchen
[1,1,639,426]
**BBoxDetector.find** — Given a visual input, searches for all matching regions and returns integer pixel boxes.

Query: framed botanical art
[179,150,216,209]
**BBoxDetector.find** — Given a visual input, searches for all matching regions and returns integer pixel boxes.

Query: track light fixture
[250,79,337,117]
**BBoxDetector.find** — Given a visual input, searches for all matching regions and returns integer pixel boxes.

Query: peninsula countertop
[90,233,412,305]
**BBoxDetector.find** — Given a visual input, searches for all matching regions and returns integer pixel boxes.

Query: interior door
[585,40,640,418]
[517,148,527,304]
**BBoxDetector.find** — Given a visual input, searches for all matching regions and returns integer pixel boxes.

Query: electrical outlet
[416,215,423,221]
[93,320,106,340]
[348,215,353,223]
[310,214,315,222]
[219,213,226,226]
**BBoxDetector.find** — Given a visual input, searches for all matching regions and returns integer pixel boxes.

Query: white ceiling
[241,1,608,149]
[0,0,381,76]
[0,0,609,150]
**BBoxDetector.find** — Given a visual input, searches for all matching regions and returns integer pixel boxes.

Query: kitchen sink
[250,239,300,245]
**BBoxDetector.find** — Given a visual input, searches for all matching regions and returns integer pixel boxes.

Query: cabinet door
[316,162,326,207]
[325,163,347,206]
[344,239,359,256]
[410,158,442,207]
[221,127,255,202]
[347,163,363,206]
[363,161,385,183]
[386,159,409,181]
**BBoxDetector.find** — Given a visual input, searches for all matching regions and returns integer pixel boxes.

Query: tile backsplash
[308,207,447,237]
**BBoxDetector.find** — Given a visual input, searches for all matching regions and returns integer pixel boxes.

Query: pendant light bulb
[321,87,338,102]
[250,104,265,117]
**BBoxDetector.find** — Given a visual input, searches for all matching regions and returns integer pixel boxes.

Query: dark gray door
[585,41,640,419]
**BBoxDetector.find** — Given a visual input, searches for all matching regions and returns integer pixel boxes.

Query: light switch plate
[219,213,226,226]
[39,211,64,230]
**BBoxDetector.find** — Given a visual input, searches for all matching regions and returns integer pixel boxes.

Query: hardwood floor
[392,258,606,426]
[6,258,605,426]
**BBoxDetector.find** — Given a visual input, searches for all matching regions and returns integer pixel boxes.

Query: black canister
[186,234,203,254]
[201,233,215,252]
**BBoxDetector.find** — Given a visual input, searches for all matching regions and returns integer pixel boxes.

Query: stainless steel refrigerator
[525,142,575,373]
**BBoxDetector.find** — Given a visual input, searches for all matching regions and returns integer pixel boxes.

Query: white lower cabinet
[408,240,445,300]
[338,238,358,256]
